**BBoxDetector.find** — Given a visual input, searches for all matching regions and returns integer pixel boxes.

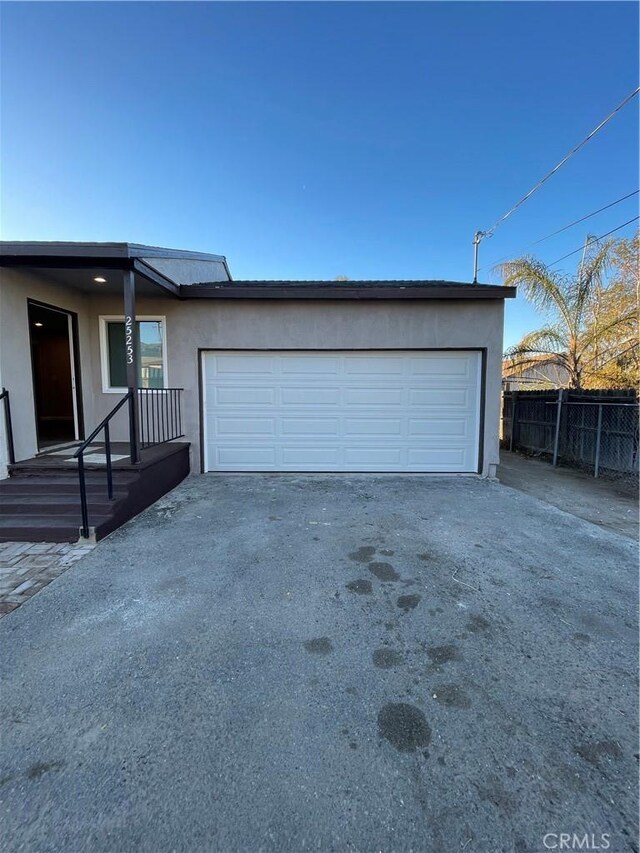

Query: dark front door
[28,302,80,449]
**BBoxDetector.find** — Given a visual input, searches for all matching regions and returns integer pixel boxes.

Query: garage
[202,350,483,473]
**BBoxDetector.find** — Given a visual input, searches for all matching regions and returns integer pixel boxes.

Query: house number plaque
[125,315,134,365]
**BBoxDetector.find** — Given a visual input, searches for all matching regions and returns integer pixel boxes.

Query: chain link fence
[501,389,639,489]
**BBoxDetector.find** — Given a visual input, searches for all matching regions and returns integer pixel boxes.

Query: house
[0,241,516,541]
[502,354,570,390]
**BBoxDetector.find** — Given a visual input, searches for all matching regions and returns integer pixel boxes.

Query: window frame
[99,315,168,393]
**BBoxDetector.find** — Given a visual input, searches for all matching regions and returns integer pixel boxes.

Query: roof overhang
[0,241,232,296]
[181,281,516,300]
[0,252,180,297]
[0,241,226,263]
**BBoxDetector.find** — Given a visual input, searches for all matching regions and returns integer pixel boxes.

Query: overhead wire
[479,86,640,240]
[479,189,639,272]
[530,190,639,245]
[546,216,639,268]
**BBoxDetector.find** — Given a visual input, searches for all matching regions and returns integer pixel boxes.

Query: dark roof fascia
[0,254,137,270]
[0,241,226,263]
[180,282,517,300]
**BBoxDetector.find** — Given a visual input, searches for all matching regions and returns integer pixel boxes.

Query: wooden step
[0,480,122,496]
[0,494,125,515]
[7,467,139,483]
[0,515,109,543]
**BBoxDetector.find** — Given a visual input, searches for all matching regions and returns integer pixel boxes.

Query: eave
[181,281,517,300]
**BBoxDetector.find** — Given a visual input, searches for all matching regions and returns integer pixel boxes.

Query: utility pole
[472,231,484,284]
[577,233,592,282]
[578,233,596,373]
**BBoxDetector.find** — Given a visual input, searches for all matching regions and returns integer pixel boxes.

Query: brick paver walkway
[0,541,95,617]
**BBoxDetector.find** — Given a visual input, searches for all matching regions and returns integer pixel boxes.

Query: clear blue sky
[1,1,638,347]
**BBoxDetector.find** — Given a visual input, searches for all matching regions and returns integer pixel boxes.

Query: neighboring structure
[0,241,515,539]
[502,354,570,390]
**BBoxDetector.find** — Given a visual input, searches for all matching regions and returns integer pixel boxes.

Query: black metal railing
[0,388,16,465]
[74,389,134,539]
[138,388,184,448]
[73,387,184,538]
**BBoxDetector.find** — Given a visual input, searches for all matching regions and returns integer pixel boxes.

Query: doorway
[28,301,83,450]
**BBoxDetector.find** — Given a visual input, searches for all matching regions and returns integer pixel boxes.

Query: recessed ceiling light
[94,276,107,283]
[34,322,43,327]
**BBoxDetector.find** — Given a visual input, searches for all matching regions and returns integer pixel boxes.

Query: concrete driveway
[1,475,638,852]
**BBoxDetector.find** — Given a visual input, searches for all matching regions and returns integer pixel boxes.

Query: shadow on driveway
[1,474,638,852]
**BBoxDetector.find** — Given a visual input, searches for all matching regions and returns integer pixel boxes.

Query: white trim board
[98,315,168,393]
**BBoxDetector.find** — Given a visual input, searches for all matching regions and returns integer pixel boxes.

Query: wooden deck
[9,441,189,472]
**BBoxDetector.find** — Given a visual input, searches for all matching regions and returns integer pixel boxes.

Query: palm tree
[499,237,638,389]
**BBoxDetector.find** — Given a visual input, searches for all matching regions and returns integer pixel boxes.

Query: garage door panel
[281,356,341,374]
[408,418,469,437]
[281,447,342,466]
[282,387,341,405]
[214,355,275,375]
[344,447,404,465]
[344,388,404,406]
[216,447,276,467]
[344,418,403,436]
[215,417,276,436]
[281,418,340,436]
[409,355,475,377]
[407,447,469,467]
[215,386,276,405]
[203,351,481,473]
[408,388,470,407]
[344,357,404,375]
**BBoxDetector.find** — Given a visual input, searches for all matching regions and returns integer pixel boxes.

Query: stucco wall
[87,295,505,477]
[0,269,95,465]
[0,268,505,477]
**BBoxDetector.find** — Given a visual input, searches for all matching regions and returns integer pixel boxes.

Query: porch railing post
[104,421,113,499]
[78,454,90,539]
[1,388,16,465]
[123,269,140,464]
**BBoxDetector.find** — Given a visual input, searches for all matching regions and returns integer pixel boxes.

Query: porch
[0,441,190,543]
[0,243,216,541]
[8,440,190,472]
[0,241,228,473]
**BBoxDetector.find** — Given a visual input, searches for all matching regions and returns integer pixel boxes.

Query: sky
[1,1,638,347]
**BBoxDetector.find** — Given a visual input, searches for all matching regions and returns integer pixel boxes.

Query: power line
[479,189,639,271]
[482,87,640,239]
[547,216,639,268]
[531,190,639,246]
[472,85,640,281]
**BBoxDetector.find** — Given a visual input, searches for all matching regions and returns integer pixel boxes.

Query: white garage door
[202,351,482,473]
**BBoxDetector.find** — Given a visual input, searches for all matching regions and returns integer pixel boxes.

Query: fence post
[552,389,565,467]
[594,403,603,478]
[509,391,518,451]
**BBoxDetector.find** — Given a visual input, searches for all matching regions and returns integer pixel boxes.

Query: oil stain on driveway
[0,475,638,852]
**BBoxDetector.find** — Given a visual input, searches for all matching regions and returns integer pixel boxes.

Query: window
[99,316,167,392]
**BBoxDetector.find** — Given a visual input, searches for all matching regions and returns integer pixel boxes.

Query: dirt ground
[497,450,638,540]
